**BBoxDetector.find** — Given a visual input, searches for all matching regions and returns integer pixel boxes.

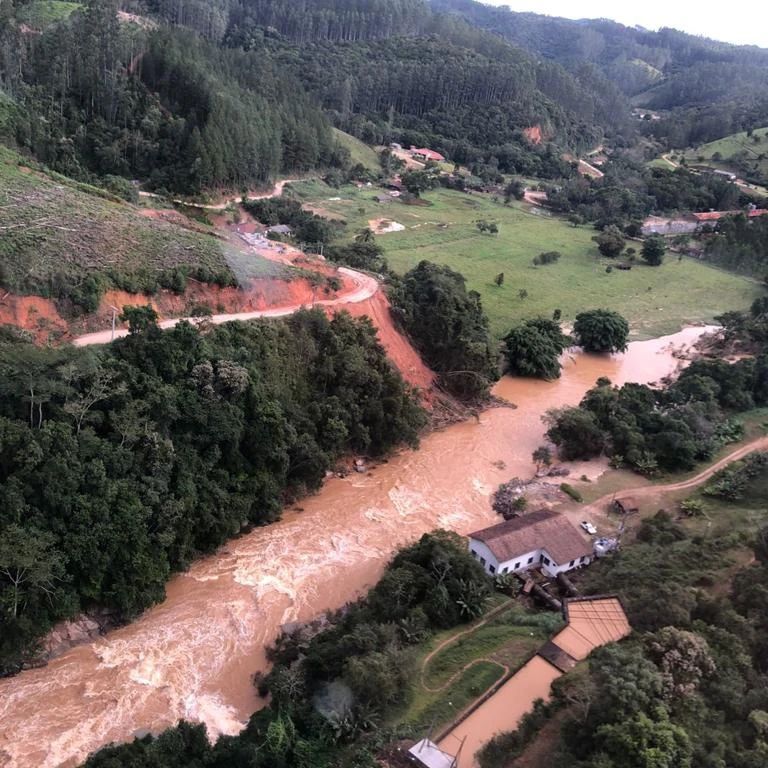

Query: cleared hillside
[333,129,381,173]
[0,147,286,312]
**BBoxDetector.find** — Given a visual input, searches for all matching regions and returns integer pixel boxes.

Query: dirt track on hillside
[583,435,768,516]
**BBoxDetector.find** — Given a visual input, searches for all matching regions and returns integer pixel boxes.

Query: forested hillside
[0,0,632,193]
[0,308,425,674]
[0,0,338,193]
[4,0,768,195]
[432,0,768,146]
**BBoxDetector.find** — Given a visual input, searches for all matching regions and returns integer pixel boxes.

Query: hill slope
[0,146,288,316]
[431,0,768,145]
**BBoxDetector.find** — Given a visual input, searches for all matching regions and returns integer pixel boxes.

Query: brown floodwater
[439,656,562,767]
[0,327,710,768]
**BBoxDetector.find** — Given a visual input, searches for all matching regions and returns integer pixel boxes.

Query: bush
[560,483,583,502]
[532,250,561,266]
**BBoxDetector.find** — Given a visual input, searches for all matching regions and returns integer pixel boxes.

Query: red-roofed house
[691,209,768,229]
[410,146,445,163]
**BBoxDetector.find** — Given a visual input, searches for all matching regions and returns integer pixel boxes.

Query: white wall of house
[468,538,591,578]
[540,551,592,578]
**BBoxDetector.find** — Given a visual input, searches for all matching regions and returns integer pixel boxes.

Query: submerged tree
[573,309,629,353]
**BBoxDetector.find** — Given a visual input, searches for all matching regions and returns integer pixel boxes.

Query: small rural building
[410,146,445,163]
[610,496,639,515]
[467,510,593,579]
[641,215,698,236]
[266,224,292,236]
[408,738,457,768]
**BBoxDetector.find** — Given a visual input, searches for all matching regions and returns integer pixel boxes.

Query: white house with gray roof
[468,510,593,579]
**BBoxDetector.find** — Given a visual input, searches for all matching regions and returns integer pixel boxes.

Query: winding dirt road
[73,267,379,346]
[138,180,298,211]
[584,435,768,516]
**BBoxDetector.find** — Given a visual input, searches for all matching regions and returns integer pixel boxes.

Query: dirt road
[138,179,297,211]
[584,435,768,515]
[72,267,379,346]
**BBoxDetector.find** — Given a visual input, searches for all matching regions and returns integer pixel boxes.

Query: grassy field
[16,0,81,29]
[390,601,561,732]
[291,180,763,338]
[0,146,286,298]
[332,129,381,173]
[680,126,768,177]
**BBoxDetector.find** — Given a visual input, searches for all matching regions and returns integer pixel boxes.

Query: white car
[580,521,597,535]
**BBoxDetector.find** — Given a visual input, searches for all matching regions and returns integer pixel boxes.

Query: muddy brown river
[0,327,710,768]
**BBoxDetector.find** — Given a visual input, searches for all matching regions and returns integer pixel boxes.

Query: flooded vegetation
[0,328,709,768]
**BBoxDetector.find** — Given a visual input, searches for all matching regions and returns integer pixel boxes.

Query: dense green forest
[0,0,623,192]
[4,0,768,194]
[703,214,768,277]
[545,354,767,474]
[546,159,748,229]
[0,0,338,192]
[0,309,425,674]
[432,0,768,147]
[389,260,498,399]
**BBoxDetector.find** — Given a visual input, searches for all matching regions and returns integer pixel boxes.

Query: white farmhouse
[468,509,593,579]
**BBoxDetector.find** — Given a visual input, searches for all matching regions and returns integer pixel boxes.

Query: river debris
[492,477,568,519]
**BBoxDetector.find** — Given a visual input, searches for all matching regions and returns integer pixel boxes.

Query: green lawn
[332,129,381,173]
[292,181,763,338]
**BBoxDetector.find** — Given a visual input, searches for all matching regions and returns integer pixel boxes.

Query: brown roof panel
[469,510,592,565]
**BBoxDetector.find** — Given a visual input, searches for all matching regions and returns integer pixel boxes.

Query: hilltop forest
[0,309,425,674]
[2,0,768,193]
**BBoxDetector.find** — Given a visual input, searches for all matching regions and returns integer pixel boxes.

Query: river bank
[0,326,711,768]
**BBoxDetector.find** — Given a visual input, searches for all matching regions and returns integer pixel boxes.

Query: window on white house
[501,567,508,574]
[514,562,520,570]
[542,556,551,565]
[480,557,486,566]
[471,550,478,559]
[569,560,574,567]
[579,556,586,563]
[527,556,534,564]
[489,564,496,574]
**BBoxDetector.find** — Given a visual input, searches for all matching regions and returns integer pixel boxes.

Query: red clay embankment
[342,289,434,391]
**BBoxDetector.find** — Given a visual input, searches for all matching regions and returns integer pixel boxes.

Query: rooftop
[553,596,631,660]
[468,510,592,565]
[408,738,456,768]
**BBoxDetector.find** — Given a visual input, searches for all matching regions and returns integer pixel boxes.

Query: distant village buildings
[409,146,445,163]
[641,207,768,236]
[467,510,593,579]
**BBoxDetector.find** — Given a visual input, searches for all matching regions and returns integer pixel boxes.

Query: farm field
[291,181,763,338]
[680,126,768,175]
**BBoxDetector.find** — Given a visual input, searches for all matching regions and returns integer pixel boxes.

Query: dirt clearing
[369,218,406,234]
